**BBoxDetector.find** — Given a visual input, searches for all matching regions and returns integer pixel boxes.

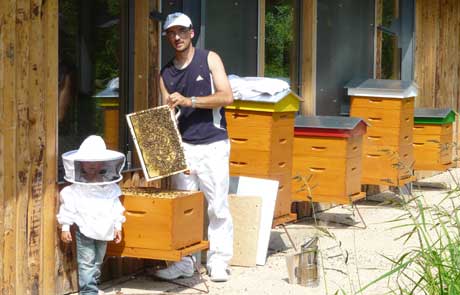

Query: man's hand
[167,92,192,109]
[61,231,72,243]
[114,230,122,244]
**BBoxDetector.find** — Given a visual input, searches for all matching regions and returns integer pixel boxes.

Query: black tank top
[161,48,228,144]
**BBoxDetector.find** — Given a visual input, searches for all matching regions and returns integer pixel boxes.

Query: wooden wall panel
[0,0,60,294]
[42,0,60,293]
[28,1,46,293]
[435,0,459,108]
[414,0,439,107]
[415,0,460,109]
[15,0,32,293]
[0,134,3,291]
[1,0,18,293]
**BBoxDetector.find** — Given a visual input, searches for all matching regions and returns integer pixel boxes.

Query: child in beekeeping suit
[57,135,126,295]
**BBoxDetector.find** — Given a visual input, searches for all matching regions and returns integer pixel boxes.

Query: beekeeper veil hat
[62,135,125,185]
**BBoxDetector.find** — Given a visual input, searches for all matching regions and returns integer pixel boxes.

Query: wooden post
[258,0,265,76]
[15,0,31,294]
[0,0,18,293]
[28,0,45,293]
[42,0,60,294]
[134,0,150,112]
[414,0,439,108]
[300,0,317,116]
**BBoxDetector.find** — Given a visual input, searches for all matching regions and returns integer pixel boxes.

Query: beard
[174,40,192,52]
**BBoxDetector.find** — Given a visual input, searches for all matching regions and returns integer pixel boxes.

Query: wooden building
[1,0,460,294]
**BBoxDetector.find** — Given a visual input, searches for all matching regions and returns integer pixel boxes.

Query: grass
[357,185,460,294]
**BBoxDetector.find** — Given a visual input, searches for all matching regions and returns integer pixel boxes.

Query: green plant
[357,186,460,294]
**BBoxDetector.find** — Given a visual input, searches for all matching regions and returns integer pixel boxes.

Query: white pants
[172,139,233,269]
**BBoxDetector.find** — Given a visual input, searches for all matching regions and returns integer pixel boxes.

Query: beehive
[413,108,456,171]
[292,116,367,204]
[106,188,208,261]
[225,89,300,221]
[347,79,418,186]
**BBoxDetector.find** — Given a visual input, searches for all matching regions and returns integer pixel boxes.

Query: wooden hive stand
[413,108,456,171]
[347,79,418,187]
[291,116,367,205]
[225,90,301,226]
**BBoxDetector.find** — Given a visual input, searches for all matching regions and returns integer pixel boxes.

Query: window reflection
[58,0,121,181]
[264,0,300,94]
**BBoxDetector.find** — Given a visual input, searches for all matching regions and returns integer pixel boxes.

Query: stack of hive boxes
[225,89,300,224]
[347,79,418,186]
[413,108,456,171]
[291,116,367,204]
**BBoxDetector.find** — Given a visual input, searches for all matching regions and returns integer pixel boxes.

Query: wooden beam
[436,0,459,108]
[15,0,32,293]
[300,0,316,115]
[0,0,17,293]
[134,0,149,112]
[42,0,59,294]
[258,0,265,76]
[28,0,45,293]
[414,0,439,107]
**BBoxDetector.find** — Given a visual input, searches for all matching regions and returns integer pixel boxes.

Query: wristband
[191,96,197,108]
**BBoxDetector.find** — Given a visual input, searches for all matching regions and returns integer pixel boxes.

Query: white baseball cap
[163,12,192,31]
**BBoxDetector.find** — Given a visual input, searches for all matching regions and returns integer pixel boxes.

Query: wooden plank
[258,0,265,76]
[0,0,7,288]
[0,133,4,292]
[414,0,438,107]
[15,0,32,293]
[134,0,149,112]
[435,0,454,108]
[42,0,74,293]
[229,195,261,267]
[299,0,316,115]
[148,0,160,107]
[27,0,45,293]
[1,0,17,293]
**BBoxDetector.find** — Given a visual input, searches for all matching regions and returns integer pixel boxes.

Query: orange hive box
[292,116,367,204]
[347,79,418,186]
[413,108,456,171]
[107,188,208,261]
[225,89,300,224]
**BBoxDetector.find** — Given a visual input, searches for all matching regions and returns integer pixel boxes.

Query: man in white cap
[154,12,234,282]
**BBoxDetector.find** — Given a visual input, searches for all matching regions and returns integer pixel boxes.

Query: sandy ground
[93,168,460,295]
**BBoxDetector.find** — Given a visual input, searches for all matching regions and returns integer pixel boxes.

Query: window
[377,0,400,79]
[264,0,301,94]
[58,0,128,180]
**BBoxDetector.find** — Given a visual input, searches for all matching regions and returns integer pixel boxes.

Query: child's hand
[61,231,72,243]
[114,230,122,244]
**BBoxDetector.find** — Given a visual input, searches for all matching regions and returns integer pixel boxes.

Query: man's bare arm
[159,76,171,106]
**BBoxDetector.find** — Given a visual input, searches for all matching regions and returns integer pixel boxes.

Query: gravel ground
[94,168,460,295]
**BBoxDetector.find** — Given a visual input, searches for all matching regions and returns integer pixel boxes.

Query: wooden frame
[126,106,188,182]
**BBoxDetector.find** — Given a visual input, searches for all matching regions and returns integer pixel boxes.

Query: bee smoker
[285,237,319,287]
